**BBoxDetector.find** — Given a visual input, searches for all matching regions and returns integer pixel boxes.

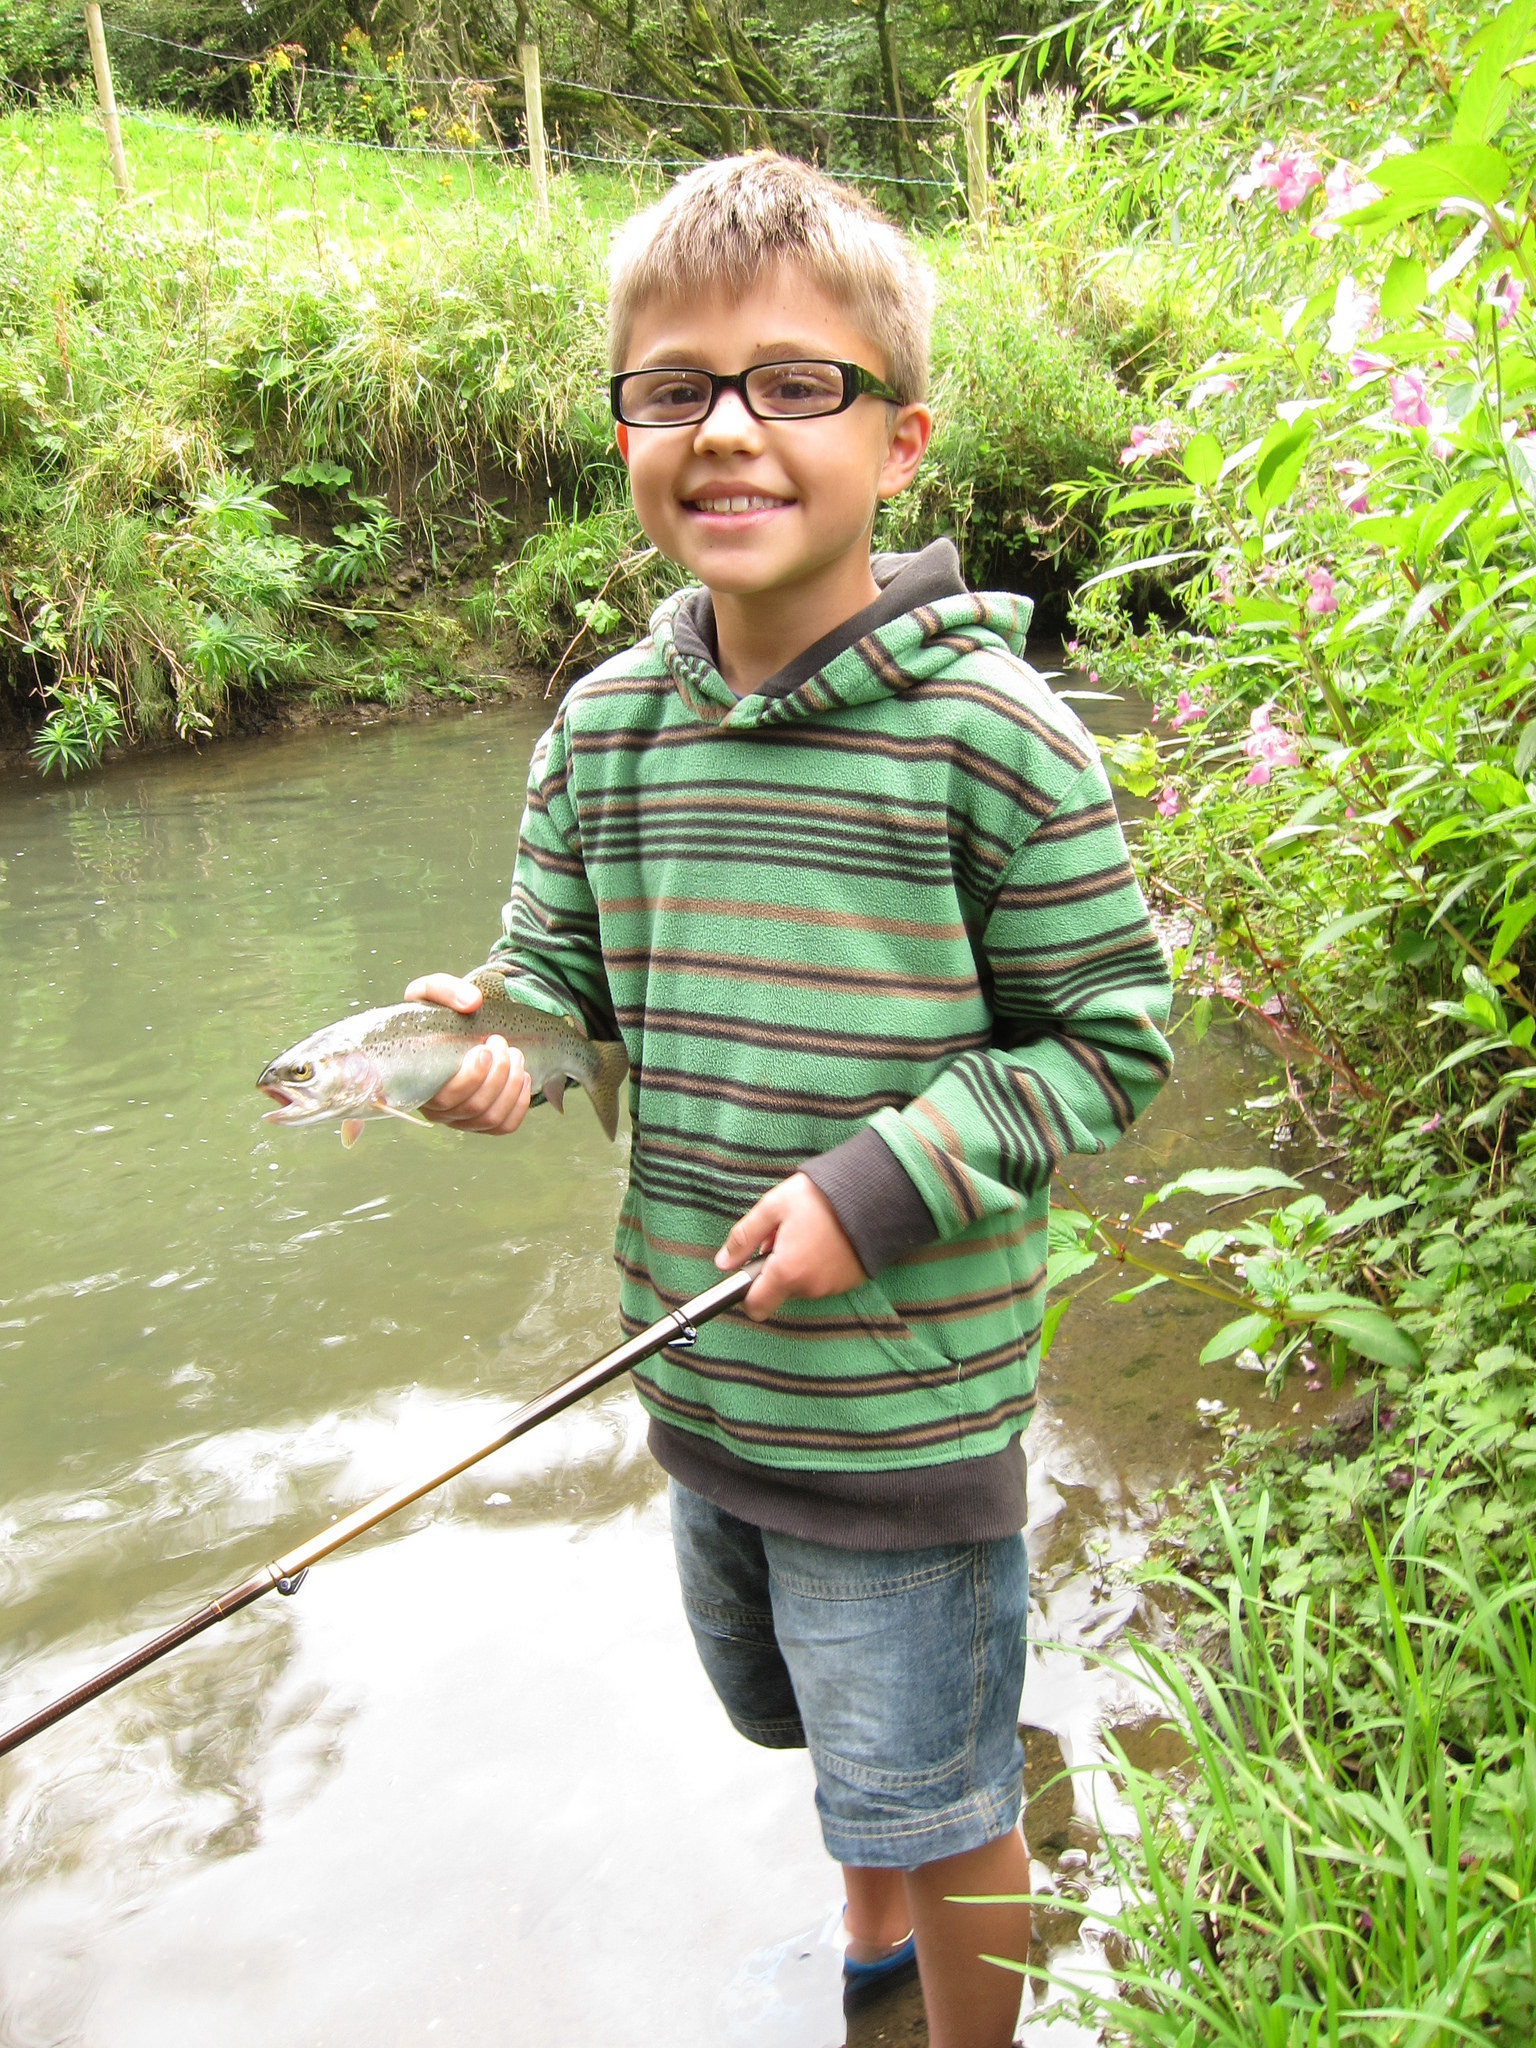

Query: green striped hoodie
[489,549,1172,1481]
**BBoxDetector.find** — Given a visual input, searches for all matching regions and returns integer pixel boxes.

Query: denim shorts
[669,1480,1028,1868]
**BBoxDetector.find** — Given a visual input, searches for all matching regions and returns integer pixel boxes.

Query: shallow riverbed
[0,692,1335,2046]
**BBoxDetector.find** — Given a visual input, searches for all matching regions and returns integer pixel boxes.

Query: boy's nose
[692,388,765,454]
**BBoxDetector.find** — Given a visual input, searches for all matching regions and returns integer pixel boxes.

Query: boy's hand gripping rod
[0,1261,762,1761]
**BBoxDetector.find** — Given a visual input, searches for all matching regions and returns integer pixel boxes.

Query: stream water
[0,689,1340,2047]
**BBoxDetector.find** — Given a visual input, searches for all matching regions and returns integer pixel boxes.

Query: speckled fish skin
[257,966,629,1142]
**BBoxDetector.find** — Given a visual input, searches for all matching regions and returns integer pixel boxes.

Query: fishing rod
[0,1261,762,1762]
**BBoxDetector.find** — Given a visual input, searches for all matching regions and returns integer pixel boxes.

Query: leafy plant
[311,496,398,593]
[1046,1166,1416,1396]
[28,677,122,775]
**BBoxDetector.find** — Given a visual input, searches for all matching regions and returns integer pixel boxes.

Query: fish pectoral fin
[341,1119,365,1148]
[372,1100,433,1130]
[543,1072,567,1114]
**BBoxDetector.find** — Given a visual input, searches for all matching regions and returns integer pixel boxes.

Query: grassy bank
[0,103,1179,769]
[986,0,1536,2037]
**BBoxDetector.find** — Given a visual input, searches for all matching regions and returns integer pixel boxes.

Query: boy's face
[615,267,931,603]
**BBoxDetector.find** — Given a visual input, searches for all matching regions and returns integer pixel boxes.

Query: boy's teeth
[694,495,781,513]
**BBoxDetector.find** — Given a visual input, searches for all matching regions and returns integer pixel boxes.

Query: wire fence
[89,18,962,190]
[102,23,952,126]
[108,101,958,190]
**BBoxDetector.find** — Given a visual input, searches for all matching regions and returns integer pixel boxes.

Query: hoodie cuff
[801,1125,938,1278]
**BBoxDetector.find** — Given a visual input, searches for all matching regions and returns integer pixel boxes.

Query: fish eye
[289,1061,314,1083]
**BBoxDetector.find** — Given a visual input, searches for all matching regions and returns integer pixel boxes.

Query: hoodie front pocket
[844,1277,956,1379]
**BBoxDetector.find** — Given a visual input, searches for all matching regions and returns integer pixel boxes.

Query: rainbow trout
[258,966,629,1147]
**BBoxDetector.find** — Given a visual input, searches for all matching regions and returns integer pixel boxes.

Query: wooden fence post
[518,39,550,229]
[961,81,988,228]
[83,4,132,202]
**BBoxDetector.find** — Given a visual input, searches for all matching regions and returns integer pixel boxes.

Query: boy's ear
[615,422,631,465]
[876,403,933,502]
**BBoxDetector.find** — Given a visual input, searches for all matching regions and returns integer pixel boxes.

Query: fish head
[258,1044,382,1126]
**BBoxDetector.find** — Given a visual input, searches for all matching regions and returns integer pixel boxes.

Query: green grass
[1038,1488,1536,2045]
[0,103,1180,767]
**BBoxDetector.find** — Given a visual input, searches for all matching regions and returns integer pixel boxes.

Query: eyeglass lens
[619,361,849,425]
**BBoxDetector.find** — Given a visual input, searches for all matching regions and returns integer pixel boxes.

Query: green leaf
[1110,1273,1169,1303]
[1453,0,1531,143]
[1253,419,1313,513]
[1321,1194,1406,1236]
[1179,1229,1231,1263]
[1048,1207,1095,1247]
[1102,729,1160,798]
[1039,1292,1072,1362]
[1379,254,1427,322]
[1153,1167,1304,1205]
[1046,1244,1100,1288]
[281,459,353,491]
[1353,512,1423,554]
[1344,144,1512,226]
[1299,904,1389,961]
[1182,433,1223,488]
[1200,1313,1277,1365]
[1316,1308,1421,1369]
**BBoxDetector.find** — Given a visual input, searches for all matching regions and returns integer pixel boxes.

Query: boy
[408,155,1171,2048]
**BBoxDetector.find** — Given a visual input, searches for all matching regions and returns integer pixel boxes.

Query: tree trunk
[567,0,738,151]
[685,0,772,148]
[873,0,913,184]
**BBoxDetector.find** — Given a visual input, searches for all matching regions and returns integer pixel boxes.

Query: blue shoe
[842,1932,919,2017]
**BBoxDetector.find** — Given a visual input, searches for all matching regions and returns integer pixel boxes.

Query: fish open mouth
[259,1085,294,1108]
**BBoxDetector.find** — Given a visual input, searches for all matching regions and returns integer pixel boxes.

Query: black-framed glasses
[610,359,903,428]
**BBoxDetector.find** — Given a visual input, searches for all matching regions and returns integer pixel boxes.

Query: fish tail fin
[585,1040,630,1142]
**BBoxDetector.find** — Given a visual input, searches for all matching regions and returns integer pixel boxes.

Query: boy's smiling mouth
[685,490,794,516]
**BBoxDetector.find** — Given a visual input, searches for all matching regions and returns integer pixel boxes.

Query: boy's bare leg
[905,1827,1031,2048]
[842,1863,911,1959]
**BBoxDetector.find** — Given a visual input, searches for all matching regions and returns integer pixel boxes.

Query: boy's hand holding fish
[257,966,629,1146]
[404,973,532,1135]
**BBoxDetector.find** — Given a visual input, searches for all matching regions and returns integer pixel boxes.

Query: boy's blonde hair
[607,153,934,403]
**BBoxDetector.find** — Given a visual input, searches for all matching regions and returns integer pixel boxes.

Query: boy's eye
[626,371,713,421]
[749,363,845,415]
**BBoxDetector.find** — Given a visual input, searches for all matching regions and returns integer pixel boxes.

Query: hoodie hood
[648,541,1035,731]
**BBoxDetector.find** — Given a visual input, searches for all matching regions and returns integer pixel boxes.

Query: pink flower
[1189,371,1239,407]
[1088,669,1100,684]
[1312,162,1381,240]
[1389,370,1431,428]
[1334,459,1370,514]
[1241,704,1300,786]
[1156,784,1180,818]
[1327,275,1380,356]
[1213,561,1235,603]
[1119,419,1180,467]
[1270,152,1323,212]
[1418,1113,1441,1134]
[1489,271,1524,329]
[1348,348,1393,379]
[1170,689,1207,730]
[1443,312,1476,347]
[1305,566,1337,615]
